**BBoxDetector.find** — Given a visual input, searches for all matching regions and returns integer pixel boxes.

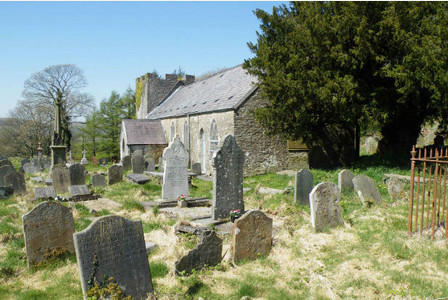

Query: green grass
[123,199,145,212]
[150,261,169,278]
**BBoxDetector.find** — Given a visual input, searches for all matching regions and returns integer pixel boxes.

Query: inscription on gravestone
[51,165,70,194]
[73,215,153,299]
[162,138,189,199]
[23,201,75,266]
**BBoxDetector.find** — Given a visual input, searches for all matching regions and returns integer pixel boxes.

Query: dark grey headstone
[91,174,106,188]
[4,172,26,195]
[51,165,70,194]
[212,135,244,220]
[191,163,202,175]
[338,169,354,192]
[0,165,16,186]
[122,155,131,171]
[73,216,153,299]
[175,230,222,275]
[23,201,75,266]
[23,163,39,174]
[132,154,145,174]
[162,138,189,199]
[353,175,382,206]
[127,174,150,185]
[69,163,86,186]
[68,185,90,197]
[34,187,56,201]
[294,169,314,205]
[309,182,343,232]
[108,165,123,185]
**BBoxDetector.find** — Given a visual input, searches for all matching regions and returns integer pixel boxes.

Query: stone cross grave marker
[0,165,15,186]
[69,163,86,186]
[122,155,131,171]
[294,169,314,205]
[73,215,153,299]
[34,187,56,201]
[132,154,145,174]
[23,201,75,266]
[212,135,245,220]
[81,150,88,165]
[232,210,272,262]
[51,165,70,194]
[91,174,106,188]
[108,165,123,185]
[309,182,343,232]
[162,138,189,199]
[352,175,383,206]
[4,172,26,195]
[338,169,354,192]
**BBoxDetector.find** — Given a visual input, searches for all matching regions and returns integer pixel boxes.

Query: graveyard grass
[1,155,448,299]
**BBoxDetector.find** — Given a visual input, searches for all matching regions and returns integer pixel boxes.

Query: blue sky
[0,1,286,117]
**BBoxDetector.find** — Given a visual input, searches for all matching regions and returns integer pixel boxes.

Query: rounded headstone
[69,163,86,186]
[353,175,382,206]
[294,169,314,205]
[108,165,123,185]
[338,169,354,192]
[309,182,343,232]
[92,174,106,188]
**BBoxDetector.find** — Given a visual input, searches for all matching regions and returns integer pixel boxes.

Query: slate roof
[123,119,166,145]
[146,65,258,120]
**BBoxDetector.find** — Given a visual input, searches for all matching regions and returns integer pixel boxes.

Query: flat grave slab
[34,187,56,201]
[127,173,150,184]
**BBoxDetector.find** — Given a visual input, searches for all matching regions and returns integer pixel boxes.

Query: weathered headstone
[132,154,145,174]
[68,185,91,197]
[232,210,272,262]
[162,138,189,199]
[91,174,106,188]
[175,230,222,275]
[365,137,379,155]
[353,175,382,206]
[145,156,155,172]
[309,182,343,232]
[34,187,56,201]
[21,158,30,167]
[73,216,153,299]
[4,172,26,195]
[387,176,405,201]
[133,149,143,157]
[294,169,314,205]
[51,165,70,194]
[107,165,123,185]
[212,135,244,220]
[69,163,86,186]
[23,201,75,266]
[23,163,39,174]
[0,165,15,186]
[338,169,354,192]
[122,155,131,171]
[191,163,202,175]
[127,174,150,185]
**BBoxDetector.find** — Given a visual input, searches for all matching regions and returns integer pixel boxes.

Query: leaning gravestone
[68,185,91,197]
[175,230,222,275]
[212,135,245,220]
[294,169,314,205]
[162,138,189,199]
[353,175,383,206]
[232,210,272,263]
[122,155,131,171]
[69,163,86,186]
[34,187,56,201]
[4,172,26,195]
[108,165,123,185]
[387,176,405,201]
[23,163,39,174]
[132,154,145,174]
[191,163,202,175]
[91,174,106,188]
[0,165,15,186]
[51,165,70,194]
[338,169,354,192]
[73,215,153,299]
[23,201,75,266]
[309,182,343,232]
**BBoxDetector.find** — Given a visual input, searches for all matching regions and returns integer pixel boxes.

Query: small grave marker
[294,169,313,205]
[338,169,354,192]
[91,174,106,188]
[108,165,123,185]
[309,182,343,232]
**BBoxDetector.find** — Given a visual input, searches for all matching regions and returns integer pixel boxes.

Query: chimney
[184,75,195,85]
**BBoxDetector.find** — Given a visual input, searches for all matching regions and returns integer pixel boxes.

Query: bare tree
[22,64,95,149]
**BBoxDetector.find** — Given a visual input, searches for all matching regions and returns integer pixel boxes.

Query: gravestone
[127,174,150,185]
[42,157,51,170]
[338,169,354,192]
[162,138,189,199]
[309,182,343,232]
[4,172,26,195]
[21,159,30,167]
[353,175,383,206]
[133,149,143,157]
[365,137,379,154]
[69,163,86,186]
[34,187,56,201]
[175,230,222,275]
[80,150,88,165]
[132,154,145,174]
[122,155,131,171]
[31,176,43,183]
[145,156,155,172]
[68,185,90,197]
[23,201,75,266]
[23,163,39,174]
[73,216,153,299]
[108,165,123,185]
[0,165,15,186]
[232,210,272,262]
[91,174,106,188]
[51,165,70,194]
[0,186,13,199]
[294,169,314,205]
[212,135,245,220]
[191,163,202,175]
[387,176,405,201]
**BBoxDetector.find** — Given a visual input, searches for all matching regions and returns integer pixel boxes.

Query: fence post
[409,146,417,236]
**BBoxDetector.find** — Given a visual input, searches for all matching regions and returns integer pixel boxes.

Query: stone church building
[121,65,308,176]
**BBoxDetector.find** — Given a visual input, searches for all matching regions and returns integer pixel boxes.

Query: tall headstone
[132,154,145,174]
[73,216,153,299]
[108,165,123,185]
[122,155,131,171]
[0,165,15,186]
[353,175,383,206]
[309,182,343,232]
[23,201,75,266]
[212,135,244,220]
[51,165,70,194]
[50,94,67,168]
[69,163,86,186]
[4,172,26,195]
[232,210,272,262]
[338,169,354,192]
[91,174,106,188]
[294,169,314,205]
[162,138,189,199]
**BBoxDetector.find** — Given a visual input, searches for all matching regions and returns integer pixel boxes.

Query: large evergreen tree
[244,2,448,165]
